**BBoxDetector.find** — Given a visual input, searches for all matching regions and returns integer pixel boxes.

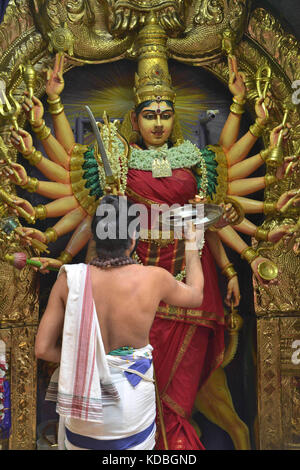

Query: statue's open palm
[44,52,65,99]
[228,55,246,100]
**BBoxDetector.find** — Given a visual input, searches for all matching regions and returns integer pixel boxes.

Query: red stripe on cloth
[73,265,95,411]
[85,335,96,420]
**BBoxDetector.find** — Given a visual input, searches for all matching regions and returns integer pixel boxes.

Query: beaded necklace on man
[90,256,137,269]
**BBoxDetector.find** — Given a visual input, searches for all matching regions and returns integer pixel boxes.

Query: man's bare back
[90,264,164,353]
[35,232,204,363]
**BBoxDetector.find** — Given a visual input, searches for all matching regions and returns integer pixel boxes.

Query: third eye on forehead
[141,109,174,120]
[142,107,173,114]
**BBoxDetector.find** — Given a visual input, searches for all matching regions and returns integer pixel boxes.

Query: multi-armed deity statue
[0,0,299,451]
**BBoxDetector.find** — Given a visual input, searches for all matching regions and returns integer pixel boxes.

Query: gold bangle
[233,96,246,105]
[35,204,47,220]
[32,120,51,140]
[263,200,277,215]
[264,174,278,186]
[45,227,58,244]
[249,119,265,138]
[47,97,61,105]
[20,176,38,193]
[254,226,269,241]
[32,120,45,133]
[23,148,43,166]
[230,102,245,115]
[57,250,73,264]
[47,97,64,115]
[260,148,270,162]
[49,104,64,115]
[241,247,259,264]
[221,263,238,280]
[230,97,245,115]
[36,125,51,141]
[224,196,245,226]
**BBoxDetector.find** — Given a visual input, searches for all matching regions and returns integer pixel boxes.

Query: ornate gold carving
[0,328,11,450]
[48,23,75,56]
[257,318,283,449]
[257,317,300,449]
[0,237,39,325]
[34,0,134,62]
[9,326,37,450]
[168,0,249,64]
[0,229,38,449]
[253,240,300,315]
[194,0,224,26]
[248,8,300,84]
[108,0,185,36]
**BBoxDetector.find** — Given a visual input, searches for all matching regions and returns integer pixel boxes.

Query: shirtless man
[35,195,204,450]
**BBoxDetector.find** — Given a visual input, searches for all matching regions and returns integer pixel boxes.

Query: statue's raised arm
[44,52,75,155]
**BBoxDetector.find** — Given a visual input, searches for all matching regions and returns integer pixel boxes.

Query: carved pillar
[0,235,39,450]
[254,240,300,449]
[0,325,38,450]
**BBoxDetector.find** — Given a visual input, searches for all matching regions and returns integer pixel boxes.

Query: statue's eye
[143,114,156,120]
[161,113,172,120]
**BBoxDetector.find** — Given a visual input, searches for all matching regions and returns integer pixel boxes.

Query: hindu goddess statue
[3,14,299,451]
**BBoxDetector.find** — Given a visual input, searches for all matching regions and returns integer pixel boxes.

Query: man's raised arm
[160,222,204,308]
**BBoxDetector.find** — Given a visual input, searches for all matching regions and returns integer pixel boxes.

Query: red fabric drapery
[126,166,225,450]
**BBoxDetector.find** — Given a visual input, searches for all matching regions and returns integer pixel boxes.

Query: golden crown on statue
[133,13,176,106]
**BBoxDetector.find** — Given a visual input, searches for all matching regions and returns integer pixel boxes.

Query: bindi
[156,96,161,114]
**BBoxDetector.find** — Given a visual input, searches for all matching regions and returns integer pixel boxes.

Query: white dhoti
[64,346,156,450]
[46,263,156,450]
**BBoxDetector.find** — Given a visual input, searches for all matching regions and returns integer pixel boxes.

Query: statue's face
[131,101,175,148]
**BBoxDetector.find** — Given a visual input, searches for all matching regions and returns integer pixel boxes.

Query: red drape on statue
[126,167,225,450]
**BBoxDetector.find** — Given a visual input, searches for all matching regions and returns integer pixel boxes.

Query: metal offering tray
[160,203,223,231]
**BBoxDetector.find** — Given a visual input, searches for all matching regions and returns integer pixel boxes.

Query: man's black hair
[91,195,139,259]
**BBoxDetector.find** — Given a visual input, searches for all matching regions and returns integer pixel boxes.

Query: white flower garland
[98,121,128,194]
[129,140,202,171]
